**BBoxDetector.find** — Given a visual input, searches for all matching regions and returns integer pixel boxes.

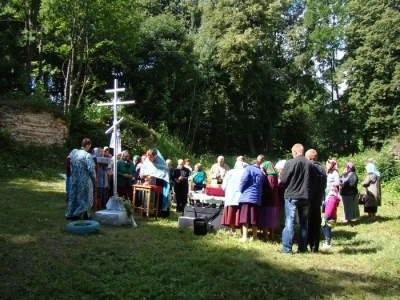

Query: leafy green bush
[0,140,68,180]
[335,145,400,182]
[0,126,13,151]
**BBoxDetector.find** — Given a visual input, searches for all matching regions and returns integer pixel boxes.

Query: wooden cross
[97,79,135,197]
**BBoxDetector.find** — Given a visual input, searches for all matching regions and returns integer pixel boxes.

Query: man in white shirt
[210,156,230,186]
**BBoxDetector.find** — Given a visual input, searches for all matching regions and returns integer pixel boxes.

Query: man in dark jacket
[173,159,191,213]
[305,149,327,252]
[279,144,315,253]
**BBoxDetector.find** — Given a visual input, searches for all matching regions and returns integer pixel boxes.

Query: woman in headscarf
[238,160,265,242]
[92,147,109,208]
[221,161,248,236]
[361,163,381,221]
[326,160,340,198]
[275,160,287,228]
[339,162,360,225]
[258,161,280,241]
[91,147,100,163]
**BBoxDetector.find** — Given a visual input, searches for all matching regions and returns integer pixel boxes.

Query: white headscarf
[275,160,287,170]
[234,161,248,169]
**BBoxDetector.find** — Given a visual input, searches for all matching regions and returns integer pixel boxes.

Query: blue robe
[65,149,96,218]
[139,149,170,210]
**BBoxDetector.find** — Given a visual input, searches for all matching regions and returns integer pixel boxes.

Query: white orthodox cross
[97,79,135,197]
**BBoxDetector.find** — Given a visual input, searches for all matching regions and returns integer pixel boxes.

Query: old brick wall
[0,106,68,145]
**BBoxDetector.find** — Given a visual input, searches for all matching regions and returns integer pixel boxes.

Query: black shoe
[66,215,81,221]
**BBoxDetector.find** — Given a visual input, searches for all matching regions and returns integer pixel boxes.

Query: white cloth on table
[189,192,224,204]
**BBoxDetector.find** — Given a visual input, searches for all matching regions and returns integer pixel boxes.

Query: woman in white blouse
[326,160,340,198]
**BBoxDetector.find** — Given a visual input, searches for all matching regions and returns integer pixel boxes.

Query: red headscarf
[326,160,338,172]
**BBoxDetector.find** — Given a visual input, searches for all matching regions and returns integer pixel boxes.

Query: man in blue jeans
[279,144,315,253]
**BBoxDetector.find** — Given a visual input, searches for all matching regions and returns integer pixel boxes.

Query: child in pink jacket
[321,186,341,249]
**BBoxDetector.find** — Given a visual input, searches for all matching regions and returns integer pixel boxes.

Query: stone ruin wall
[0,105,68,146]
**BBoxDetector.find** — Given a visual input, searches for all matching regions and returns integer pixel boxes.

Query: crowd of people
[65,139,204,220]
[65,139,382,253]
[218,144,381,253]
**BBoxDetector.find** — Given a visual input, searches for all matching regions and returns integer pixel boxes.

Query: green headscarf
[262,161,277,175]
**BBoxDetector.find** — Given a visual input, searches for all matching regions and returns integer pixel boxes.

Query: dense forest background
[1,0,399,157]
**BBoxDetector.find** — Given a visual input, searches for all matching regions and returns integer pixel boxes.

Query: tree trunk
[24,0,41,94]
[72,0,90,108]
[242,96,255,154]
[248,134,256,155]
[63,56,72,114]
[185,76,198,150]
[266,125,273,154]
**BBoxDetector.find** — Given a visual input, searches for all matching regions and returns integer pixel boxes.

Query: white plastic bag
[106,197,125,211]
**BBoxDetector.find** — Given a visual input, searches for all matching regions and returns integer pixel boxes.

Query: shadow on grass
[359,215,398,224]
[334,229,357,240]
[1,179,399,299]
[0,168,64,183]
[0,179,67,237]
[338,246,383,255]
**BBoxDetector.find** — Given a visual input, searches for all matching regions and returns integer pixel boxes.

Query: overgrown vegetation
[1,1,399,155]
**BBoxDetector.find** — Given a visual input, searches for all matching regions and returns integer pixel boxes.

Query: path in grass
[0,177,399,299]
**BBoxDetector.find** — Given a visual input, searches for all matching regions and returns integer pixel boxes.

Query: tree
[193,0,291,154]
[39,0,142,112]
[0,0,41,94]
[341,0,400,148]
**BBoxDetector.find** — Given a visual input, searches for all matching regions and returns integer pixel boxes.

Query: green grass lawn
[1,176,400,300]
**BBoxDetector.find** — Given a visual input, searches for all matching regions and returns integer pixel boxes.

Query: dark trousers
[322,225,331,243]
[108,175,114,199]
[308,206,322,252]
[175,184,188,212]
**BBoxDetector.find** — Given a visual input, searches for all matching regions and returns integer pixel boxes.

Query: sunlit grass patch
[0,176,400,299]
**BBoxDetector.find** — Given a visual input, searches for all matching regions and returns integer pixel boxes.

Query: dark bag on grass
[194,216,209,235]
[193,207,222,235]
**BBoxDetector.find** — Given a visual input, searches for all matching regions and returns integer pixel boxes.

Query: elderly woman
[189,163,206,191]
[258,161,280,241]
[238,160,265,242]
[275,160,287,227]
[326,160,340,198]
[340,162,360,225]
[92,147,109,208]
[117,150,135,200]
[361,163,381,221]
[221,161,248,236]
